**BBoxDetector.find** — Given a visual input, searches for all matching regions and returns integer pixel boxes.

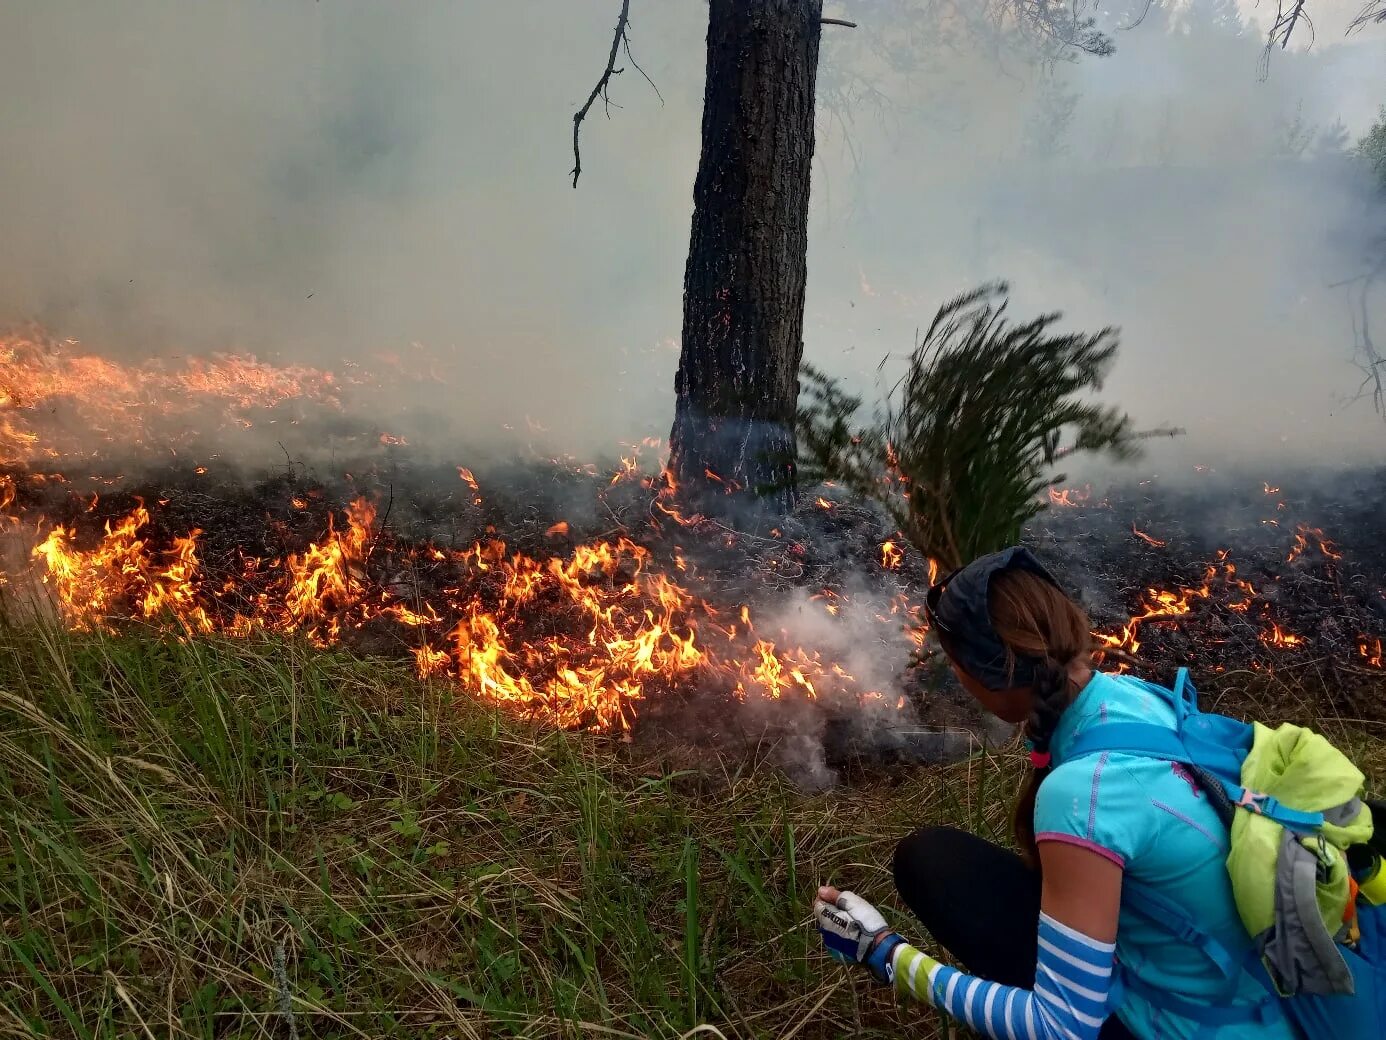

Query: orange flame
[1259,623,1303,649]
[1286,524,1341,564]
[1048,485,1092,507]
[1131,524,1166,548]
[19,495,913,733]
[1,326,340,466]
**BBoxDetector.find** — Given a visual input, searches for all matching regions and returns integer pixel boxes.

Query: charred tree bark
[668,0,822,519]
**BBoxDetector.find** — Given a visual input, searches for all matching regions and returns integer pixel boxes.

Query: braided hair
[987,569,1096,866]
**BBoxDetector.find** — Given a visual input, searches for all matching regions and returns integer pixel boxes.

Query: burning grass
[0,619,1382,1039]
[1,470,934,744]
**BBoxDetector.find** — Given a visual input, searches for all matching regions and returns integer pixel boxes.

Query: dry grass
[0,616,1380,1038]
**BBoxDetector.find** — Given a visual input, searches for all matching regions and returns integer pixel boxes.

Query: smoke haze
[1,0,1384,469]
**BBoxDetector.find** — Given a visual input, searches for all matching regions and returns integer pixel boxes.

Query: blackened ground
[4,455,1383,781]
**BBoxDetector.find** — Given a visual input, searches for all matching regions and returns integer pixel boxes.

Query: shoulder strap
[1118,882,1285,1029]
[1116,966,1283,1030]
[1063,686,1326,835]
[1121,882,1242,981]
[1067,724,1325,833]
[1066,722,1191,763]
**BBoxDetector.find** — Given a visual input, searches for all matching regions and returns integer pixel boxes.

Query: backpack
[1062,668,1386,1038]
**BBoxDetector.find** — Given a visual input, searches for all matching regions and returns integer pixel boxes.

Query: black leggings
[893,825,1138,1040]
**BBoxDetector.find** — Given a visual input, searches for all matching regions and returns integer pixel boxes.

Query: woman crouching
[812,547,1301,1040]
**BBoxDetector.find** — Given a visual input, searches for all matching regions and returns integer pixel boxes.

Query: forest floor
[2,620,1384,1039]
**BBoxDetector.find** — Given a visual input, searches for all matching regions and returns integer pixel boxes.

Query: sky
[0,0,1383,473]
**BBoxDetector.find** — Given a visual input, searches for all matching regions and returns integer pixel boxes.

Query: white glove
[814,891,902,982]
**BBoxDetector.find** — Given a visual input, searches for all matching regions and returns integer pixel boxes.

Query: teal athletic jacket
[1033,671,1298,1039]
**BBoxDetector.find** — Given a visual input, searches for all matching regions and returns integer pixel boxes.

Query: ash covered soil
[3,453,1384,782]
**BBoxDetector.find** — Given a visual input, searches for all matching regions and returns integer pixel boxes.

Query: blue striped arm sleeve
[893,913,1116,1040]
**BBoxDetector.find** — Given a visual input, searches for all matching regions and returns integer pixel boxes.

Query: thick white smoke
[0,0,1382,468]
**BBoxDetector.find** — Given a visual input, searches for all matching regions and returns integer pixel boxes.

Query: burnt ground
[2,453,1384,784]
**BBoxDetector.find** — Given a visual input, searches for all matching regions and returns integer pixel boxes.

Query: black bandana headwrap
[924,547,1064,691]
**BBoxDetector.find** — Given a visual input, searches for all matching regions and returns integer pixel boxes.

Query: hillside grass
[0,616,1382,1039]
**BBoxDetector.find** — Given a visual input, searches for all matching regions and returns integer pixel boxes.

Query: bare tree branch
[1117,0,1157,31]
[1258,1,1385,75]
[572,0,632,189]
[821,18,859,28]
[1267,1,1314,50]
[622,30,663,107]
[1346,255,1386,416]
[1349,0,1386,31]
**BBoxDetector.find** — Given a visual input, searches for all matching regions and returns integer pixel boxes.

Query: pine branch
[798,283,1171,572]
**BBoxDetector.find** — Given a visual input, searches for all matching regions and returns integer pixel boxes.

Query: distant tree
[1178,0,1245,35]
[1023,79,1080,159]
[1273,101,1316,159]
[1359,107,1386,192]
[1346,108,1386,417]
[1315,117,1353,159]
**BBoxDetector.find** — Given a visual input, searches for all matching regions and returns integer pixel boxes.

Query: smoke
[0,0,1383,469]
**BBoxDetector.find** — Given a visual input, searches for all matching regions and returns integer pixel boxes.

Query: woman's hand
[813,885,903,983]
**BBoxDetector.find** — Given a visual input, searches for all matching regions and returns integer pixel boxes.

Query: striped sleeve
[890,913,1116,1040]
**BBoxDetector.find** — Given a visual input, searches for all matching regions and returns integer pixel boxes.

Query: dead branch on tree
[821,18,858,28]
[1266,1,1314,50]
[1346,258,1386,417]
[571,0,662,189]
[1349,0,1386,31]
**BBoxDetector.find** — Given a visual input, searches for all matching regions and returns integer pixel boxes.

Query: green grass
[0,616,1381,1039]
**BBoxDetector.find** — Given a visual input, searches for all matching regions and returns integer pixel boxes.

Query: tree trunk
[668,0,822,520]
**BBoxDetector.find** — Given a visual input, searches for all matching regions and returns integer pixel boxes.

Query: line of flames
[9,485,1380,736]
[2,328,341,466]
[12,493,934,732]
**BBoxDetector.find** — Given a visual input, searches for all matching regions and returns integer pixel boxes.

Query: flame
[1359,636,1384,669]
[1048,485,1092,507]
[280,499,375,643]
[1286,524,1342,564]
[31,503,212,635]
[18,495,913,733]
[457,466,482,506]
[881,540,903,570]
[1131,524,1166,548]
[545,521,570,538]
[1,326,340,465]
[1260,623,1304,649]
[1097,582,1209,657]
[1264,483,1280,495]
